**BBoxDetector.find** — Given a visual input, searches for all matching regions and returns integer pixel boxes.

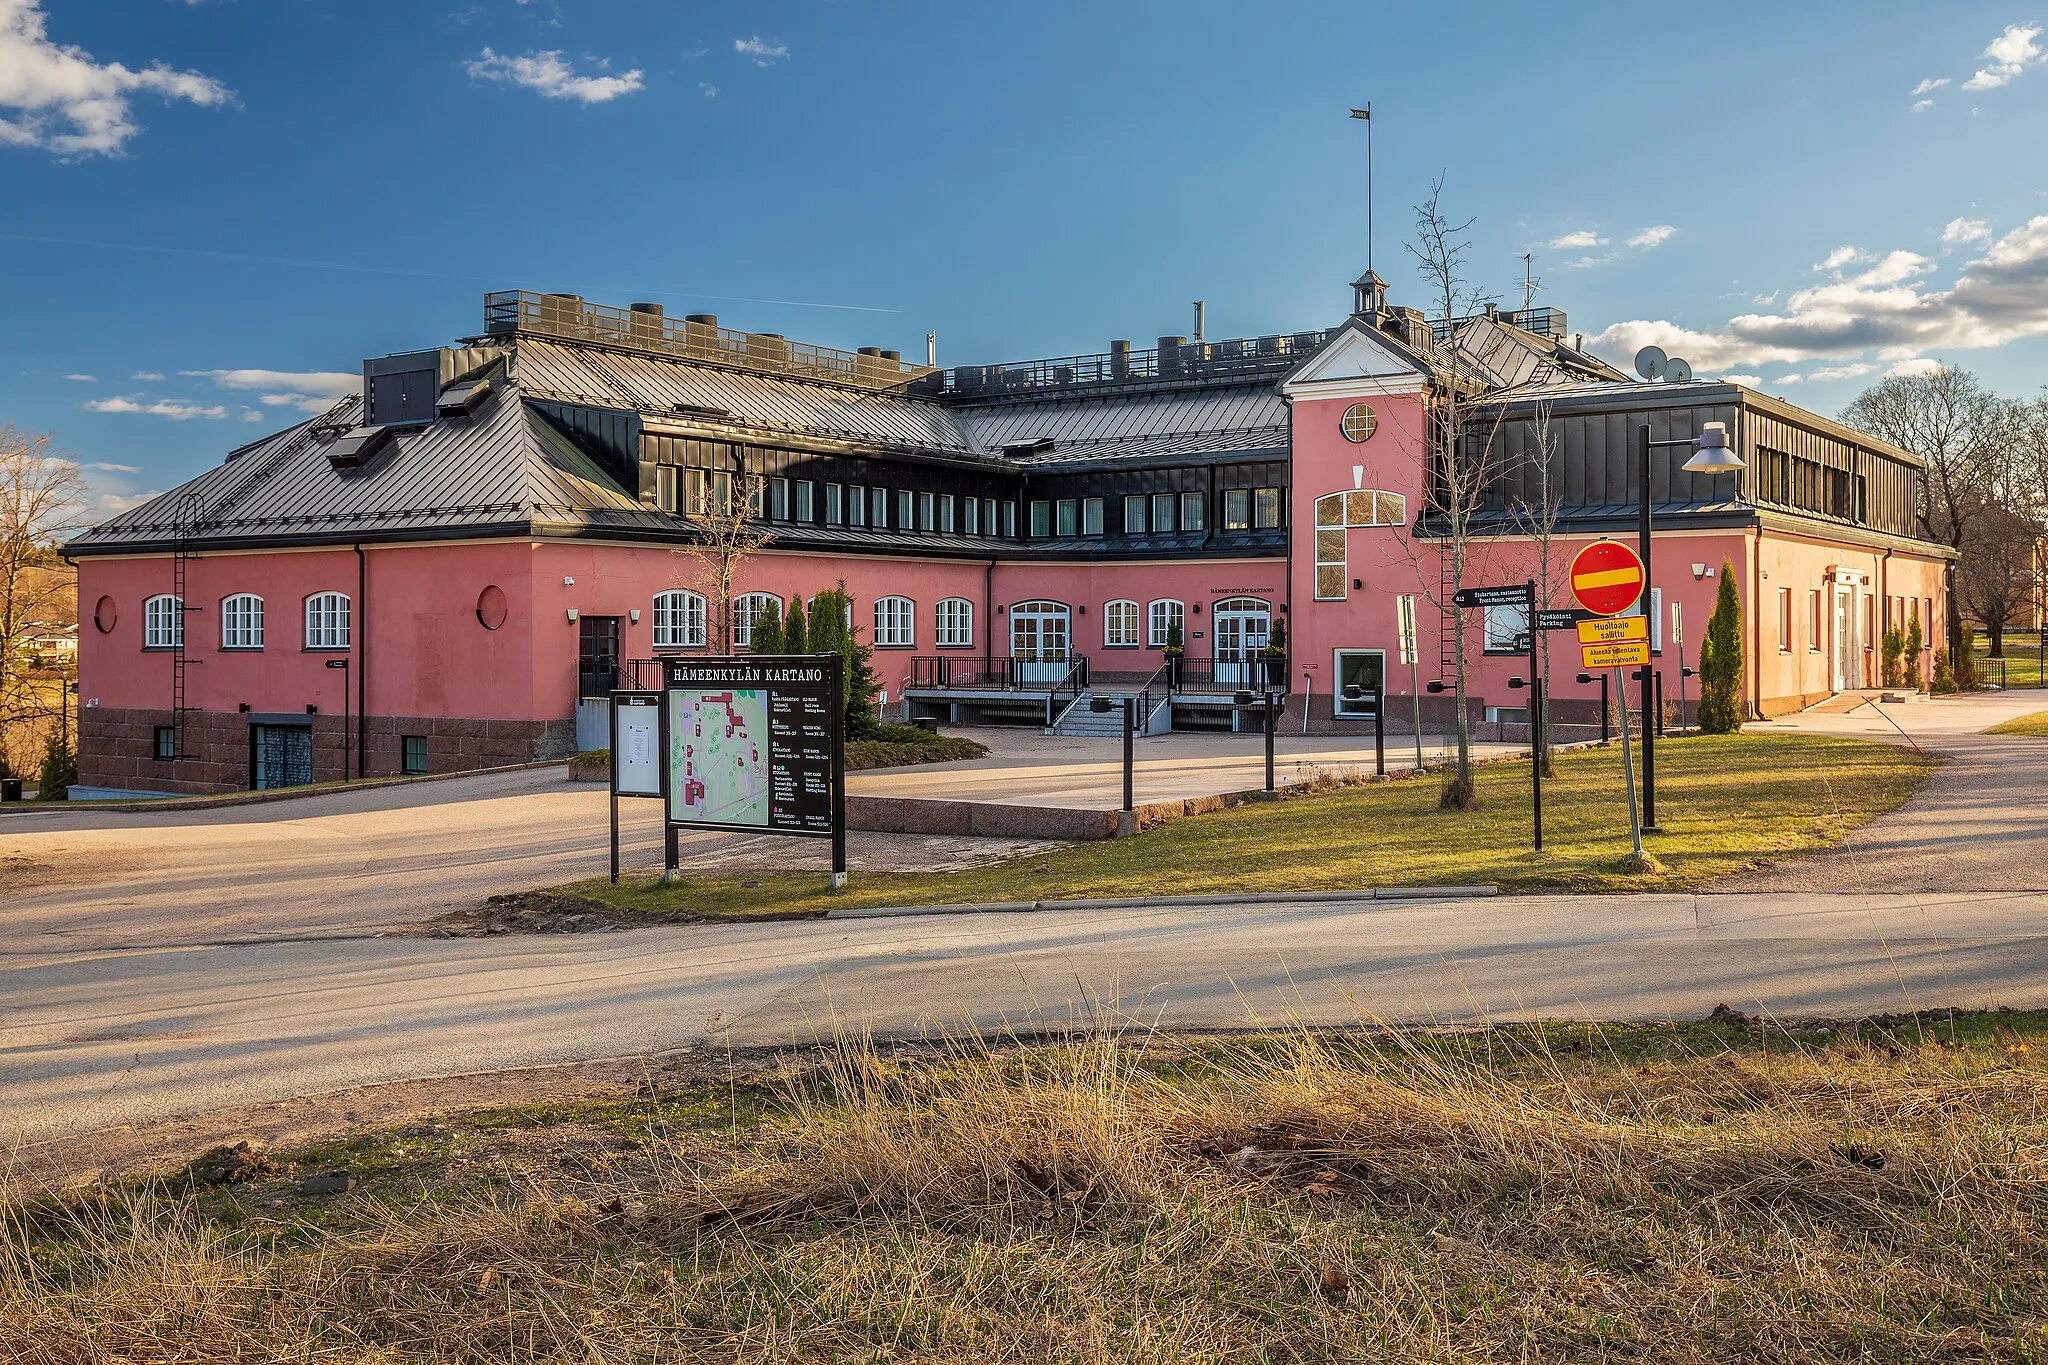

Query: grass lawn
[9,1013,2046,1362]
[568,732,1934,922]
[1989,711,2048,737]
[1973,639,2048,690]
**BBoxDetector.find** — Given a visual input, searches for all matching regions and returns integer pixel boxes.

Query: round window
[93,595,118,633]
[1340,403,1378,443]
[476,584,508,631]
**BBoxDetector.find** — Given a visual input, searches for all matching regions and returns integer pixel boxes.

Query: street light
[1639,420,1747,830]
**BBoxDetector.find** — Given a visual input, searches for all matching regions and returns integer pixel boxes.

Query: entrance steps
[1046,693,1173,737]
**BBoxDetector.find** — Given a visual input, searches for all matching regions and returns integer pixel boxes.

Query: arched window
[1147,599,1185,648]
[874,595,916,647]
[732,592,781,648]
[143,594,182,649]
[653,590,706,649]
[1103,599,1140,647]
[305,592,350,649]
[1312,489,1408,599]
[935,597,974,648]
[221,594,264,649]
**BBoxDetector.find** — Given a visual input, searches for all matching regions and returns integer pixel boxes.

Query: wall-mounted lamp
[1077,603,1086,615]
[566,608,579,623]
[1353,578,1363,590]
[562,576,576,586]
[629,609,641,624]
[306,704,318,715]
[238,702,250,713]
[1191,602,1203,615]
[1691,562,1709,580]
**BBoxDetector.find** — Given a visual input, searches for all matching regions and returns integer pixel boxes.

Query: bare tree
[1959,504,2038,657]
[673,460,772,654]
[1502,397,1565,775]
[1407,175,1509,808]
[1842,365,2019,660]
[1,426,87,777]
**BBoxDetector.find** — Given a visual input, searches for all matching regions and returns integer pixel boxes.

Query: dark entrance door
[251,723,314,790]
[579,615,622,698]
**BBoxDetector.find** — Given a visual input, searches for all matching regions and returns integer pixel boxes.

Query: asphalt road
[7,887,2048,1149]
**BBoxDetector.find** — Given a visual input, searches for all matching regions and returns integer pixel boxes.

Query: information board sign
[662,655,843,840]
[610,692,663,798]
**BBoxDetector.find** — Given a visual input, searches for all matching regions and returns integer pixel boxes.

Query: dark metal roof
[960,382,1288,450]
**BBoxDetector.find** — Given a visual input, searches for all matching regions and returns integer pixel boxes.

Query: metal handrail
[938,330,1336,398]
[484,290,937,391]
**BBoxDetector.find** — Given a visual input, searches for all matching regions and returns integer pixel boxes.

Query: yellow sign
[1581,640,1651,668]
[1576,615,1649,645]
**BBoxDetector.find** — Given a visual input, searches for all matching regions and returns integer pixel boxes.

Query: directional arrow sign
[1452,584,1534,608]
[1535,608,1593,631]
[1569,541,1646,617]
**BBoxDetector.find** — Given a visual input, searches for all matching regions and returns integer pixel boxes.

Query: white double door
[1010,603,1071,685]
[1213,598,1271,687]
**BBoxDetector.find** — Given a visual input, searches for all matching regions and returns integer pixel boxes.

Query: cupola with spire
[1351,270,1388,320]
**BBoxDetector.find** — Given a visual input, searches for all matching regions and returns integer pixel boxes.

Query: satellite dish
[1665,356,1693,383]
[1634,345,1667,380]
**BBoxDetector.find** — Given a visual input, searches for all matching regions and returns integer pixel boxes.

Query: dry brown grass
[5,1022,2047,1363]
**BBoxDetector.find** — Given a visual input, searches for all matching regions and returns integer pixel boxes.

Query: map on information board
[667,688,771,827]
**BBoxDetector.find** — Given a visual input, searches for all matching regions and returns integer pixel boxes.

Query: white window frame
[1104,599,1141,647]
[221,593,264,650]
[936,597,974,648]
[874,595,916,647]
[1333,649,1387,717]
[305,592,351,650]
[1123,494,1147,534]
[1484,603,1530,653]
[732,592,780,649]
[143,594,183,649]
[1147,598,1185,648]
[653,589,707,650]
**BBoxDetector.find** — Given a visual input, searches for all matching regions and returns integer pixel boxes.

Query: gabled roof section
[65,378,675,555]
[1278,316,1433,397]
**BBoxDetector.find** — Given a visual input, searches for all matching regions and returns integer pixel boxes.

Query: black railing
[938,330,1335,398]
[909,655,1022,689]
[1167,655,1290,694]
[1045,658,1092,726]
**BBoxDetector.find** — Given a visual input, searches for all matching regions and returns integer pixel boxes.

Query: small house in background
[65,284,1953,796]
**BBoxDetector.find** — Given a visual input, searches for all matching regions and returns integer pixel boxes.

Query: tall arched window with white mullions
[653,590,706,649]
[935,598,974,648]
[1313,488,1408,599]
[1147,599,1185,648]
[143,594,183,649]
[305,592,350,649]
[220,594,264,649]
[874,595,916,647]
[732,592,781,649]
[1103,599,1140,647]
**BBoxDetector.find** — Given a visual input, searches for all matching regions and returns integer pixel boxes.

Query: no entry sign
[1569,541,1646,617]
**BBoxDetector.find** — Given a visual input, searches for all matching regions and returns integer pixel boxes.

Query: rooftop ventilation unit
[326,425,400,470]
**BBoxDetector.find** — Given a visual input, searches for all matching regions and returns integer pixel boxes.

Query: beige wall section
[1752,529,1950,717]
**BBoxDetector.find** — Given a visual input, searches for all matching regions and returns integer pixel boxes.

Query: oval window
[93,595,118,633]
[476,584,508,630]
[1340,402,1378,443]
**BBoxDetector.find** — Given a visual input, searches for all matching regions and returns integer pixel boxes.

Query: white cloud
[1548,229,1606,249]
[1802,362,1879,383]
[1627,225,1676,249]
[1816,245,1872,271]
[1588,215,2048,375]
[1942,217,1991,245]
[698,82,716,97]
[1911,76,1950,95]
[85,395,227,419]
[181,368,359,396]
[734,35,787,66]
[60,371,93,381]
[1751,292,1778,306]
[0,0,232,156]
[241,410,263,422]
[1913,98,1936,113]
[130,369,164,380]
[1887,357,1945,378]
[1963,22,2043,90]
[464,47,643,103]
[86,460,139,472]
[1716,374,1762,388]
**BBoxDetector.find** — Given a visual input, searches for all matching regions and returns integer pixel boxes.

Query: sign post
[607,691,664,884]
[1569,541,1650,854]
[1452,581,1539,851]
[1398,593,1422,770]
[658,654,847,890]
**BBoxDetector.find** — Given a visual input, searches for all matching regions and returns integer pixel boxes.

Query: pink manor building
[67,282,1953,796]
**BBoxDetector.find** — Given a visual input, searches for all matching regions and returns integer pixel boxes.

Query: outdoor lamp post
[1575,672,1611,744]
[1636,420,1746,831]
[1508,675,1543,850]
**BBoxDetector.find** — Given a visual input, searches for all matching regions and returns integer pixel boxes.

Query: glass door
[579,615,621,698]
[1213,597,1272,687]
[1833,587,1859,691]
[1009,601,1071,685]
[252,723,313,790]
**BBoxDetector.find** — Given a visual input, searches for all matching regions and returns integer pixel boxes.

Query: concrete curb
[1,758,569,817]
[824,884,1496,920]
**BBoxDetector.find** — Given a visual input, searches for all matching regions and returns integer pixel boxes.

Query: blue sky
[4,0,2046,519]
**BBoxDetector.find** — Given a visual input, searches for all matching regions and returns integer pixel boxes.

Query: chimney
[879,350,900,362]
[1110,339,1130,380]
[926,332,937,367]
[628,301,664,347]
[1192,300,1206,343]
[1158,335,1188,378]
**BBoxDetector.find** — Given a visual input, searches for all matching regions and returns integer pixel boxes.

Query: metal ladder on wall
[165,397,357,760]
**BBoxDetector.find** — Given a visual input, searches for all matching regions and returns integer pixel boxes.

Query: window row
[652,591,977,650]
[142,593,351,650]
[1025,487,1284,539]
[653,467,1018,538]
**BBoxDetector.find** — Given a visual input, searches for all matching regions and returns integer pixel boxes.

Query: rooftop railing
[936,330,1336,398]
[483,290,939,392]
[1429,306,1568,343]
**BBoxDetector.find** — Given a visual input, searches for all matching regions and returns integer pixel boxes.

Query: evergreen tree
[1697,561,1744,734]
[1904,614,1924,690]
[748,597,784,654]
[36,734,74,801]
[782,594,809,654]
